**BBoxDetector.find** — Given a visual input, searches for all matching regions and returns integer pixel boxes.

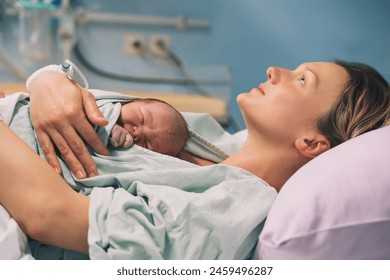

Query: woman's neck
[221,139,305,191]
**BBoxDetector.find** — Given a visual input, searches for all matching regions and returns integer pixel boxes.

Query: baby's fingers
[122,134,134,149]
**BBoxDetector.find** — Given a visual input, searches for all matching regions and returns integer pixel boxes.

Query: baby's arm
[109,124,134,148]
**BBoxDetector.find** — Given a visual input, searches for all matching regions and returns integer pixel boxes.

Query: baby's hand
[109,124,134,148]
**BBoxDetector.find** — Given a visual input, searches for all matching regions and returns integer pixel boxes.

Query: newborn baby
[110,98,189,157]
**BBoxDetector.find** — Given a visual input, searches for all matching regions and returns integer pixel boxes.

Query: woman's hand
[29,73,109,179]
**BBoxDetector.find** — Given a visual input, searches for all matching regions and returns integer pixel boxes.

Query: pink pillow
[255,125,390,259]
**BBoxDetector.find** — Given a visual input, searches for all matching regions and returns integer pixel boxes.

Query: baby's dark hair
[317,60,390,147]
[141,98,189,156]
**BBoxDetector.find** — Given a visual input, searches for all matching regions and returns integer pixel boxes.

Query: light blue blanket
[0,91,277,260]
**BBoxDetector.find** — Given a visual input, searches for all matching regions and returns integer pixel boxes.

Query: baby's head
[118,98,189,156]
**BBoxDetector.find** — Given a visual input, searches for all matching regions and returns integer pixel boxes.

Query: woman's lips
[255,84,265,95]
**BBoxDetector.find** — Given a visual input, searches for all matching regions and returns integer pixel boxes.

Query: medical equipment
[5,0,210,60]
[1,2,237,128]
[61,59,89,89]
[17,0,55,61]
[0,36,29,81]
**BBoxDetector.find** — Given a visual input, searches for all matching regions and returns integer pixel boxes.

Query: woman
[1,60,389,259]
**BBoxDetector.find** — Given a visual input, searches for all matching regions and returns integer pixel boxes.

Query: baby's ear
[294,134,331,159]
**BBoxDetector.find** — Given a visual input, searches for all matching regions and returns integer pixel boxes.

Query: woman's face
[237,62,349,143]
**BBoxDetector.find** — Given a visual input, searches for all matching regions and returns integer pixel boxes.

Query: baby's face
[118,100,182,155]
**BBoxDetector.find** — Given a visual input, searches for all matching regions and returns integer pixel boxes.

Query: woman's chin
[236,93,248,109]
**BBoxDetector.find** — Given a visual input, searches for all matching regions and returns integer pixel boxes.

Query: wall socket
[123,34,146,55]
[123,33,171,57]
[149,34,171,58]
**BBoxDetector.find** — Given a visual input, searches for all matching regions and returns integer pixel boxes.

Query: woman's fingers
[36,130,62,175]
[57,101,105,177]
[48,126,97,179]
[79,88,110,154]
[82,88,109,127]
[35,108,100,179]
[75,118,109,157]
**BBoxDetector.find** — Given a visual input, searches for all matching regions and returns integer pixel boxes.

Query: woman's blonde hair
[317,60,390,147]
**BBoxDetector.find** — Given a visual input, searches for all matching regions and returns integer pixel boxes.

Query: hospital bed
[2,84,390,260]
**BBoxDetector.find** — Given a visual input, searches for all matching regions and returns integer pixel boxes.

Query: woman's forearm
[0,121,89,254]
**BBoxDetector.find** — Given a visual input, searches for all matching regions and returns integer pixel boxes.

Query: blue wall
[1,0,390,130]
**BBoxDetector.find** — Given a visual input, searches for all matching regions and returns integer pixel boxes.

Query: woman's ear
[294,135,331,159]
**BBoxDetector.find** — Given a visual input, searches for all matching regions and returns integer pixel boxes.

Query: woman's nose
[267,67,279,84]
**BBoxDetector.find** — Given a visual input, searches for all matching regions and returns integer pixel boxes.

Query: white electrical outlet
[123,34,146,56]
[149,34,171,58]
